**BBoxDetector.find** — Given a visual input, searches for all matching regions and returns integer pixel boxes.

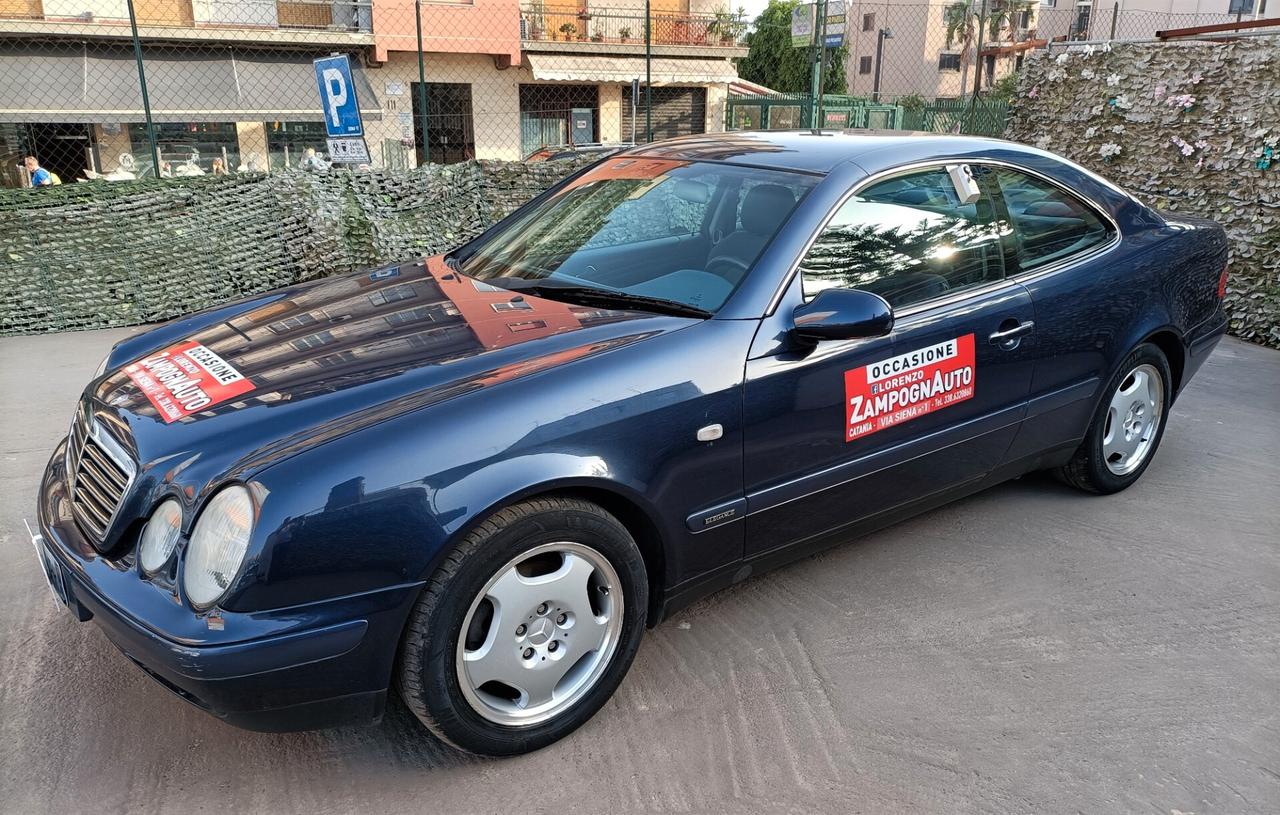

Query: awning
[0,43,381,124]
[525,54,737,85]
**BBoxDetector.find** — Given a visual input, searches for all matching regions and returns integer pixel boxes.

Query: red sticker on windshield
[845,334,975,441]
[124,340,254,423]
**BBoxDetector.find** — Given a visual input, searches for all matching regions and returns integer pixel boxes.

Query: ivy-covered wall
[1006,37,1280,349]
[0,159,587,336]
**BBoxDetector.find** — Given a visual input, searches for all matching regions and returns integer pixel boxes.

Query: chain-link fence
[0,0,755,188]
[2,0,1268,188]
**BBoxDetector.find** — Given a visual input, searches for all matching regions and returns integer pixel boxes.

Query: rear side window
[799,165,1010,309]
[994,168,1113,270]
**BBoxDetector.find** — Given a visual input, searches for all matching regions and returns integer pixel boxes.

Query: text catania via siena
[124,340,255,423]
[844,335,976,441]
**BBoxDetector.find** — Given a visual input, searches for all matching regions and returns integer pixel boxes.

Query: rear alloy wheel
[1056,343,1173,494]
[396,498,647,756]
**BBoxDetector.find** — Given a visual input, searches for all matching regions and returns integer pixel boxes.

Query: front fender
[223,318,754,614]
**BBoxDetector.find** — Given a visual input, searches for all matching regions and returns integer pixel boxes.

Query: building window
[368,284,418,307]
[1017,8,1033,27]
[266,121,329,171]
[128,122,240,175]
[862,12,875,31]
[519,84,600,158]
[859,56,874,74]
[1227,0,1262,11]
[267,313,318,334]
[314,351,359,368]
[384,306,438,326]
[291,331,335,351]
[508,320,549,333]
[938,53,962,71]
[491,300,534,312]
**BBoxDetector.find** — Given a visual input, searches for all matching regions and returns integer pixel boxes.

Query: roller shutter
[621,87,706,142]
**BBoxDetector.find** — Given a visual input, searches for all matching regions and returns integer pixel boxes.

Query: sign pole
[815,0,828,127]
[415,0,430,165]
[125,0,160,173]
[645,0,652,143]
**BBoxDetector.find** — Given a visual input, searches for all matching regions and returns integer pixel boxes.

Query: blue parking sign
[313,55,364,138]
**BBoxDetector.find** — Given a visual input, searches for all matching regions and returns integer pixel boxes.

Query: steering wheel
[705,255,751,284]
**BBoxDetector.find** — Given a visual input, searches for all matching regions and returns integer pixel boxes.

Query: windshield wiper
[488,279,713,319]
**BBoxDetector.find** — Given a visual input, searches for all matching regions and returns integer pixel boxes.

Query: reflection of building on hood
[99,258,632,421]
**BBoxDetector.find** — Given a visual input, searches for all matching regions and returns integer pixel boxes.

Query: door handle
[989,320,1035,348]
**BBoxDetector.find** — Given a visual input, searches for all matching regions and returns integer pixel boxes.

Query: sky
[736,0,773,24]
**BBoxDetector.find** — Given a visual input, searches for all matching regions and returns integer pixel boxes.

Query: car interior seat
[706,184,796,283]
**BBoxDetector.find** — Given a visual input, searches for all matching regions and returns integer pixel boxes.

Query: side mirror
[791,288,893,343]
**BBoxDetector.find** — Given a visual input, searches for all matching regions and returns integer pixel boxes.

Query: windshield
[460,158,818,314]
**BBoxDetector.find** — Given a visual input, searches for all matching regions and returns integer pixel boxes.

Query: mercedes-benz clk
[31,131,1229,755]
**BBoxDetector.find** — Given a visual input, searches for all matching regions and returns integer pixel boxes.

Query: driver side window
[799,165,1011,309]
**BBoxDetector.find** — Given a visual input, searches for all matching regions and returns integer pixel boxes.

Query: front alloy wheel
[457,541,623,726]
[397,497,647,756]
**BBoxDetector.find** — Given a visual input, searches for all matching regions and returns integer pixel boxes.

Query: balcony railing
[520,4,747,48]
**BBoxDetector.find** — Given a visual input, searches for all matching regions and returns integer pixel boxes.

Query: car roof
[614,130,1033,175]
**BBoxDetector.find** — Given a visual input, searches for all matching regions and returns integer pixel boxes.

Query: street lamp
[872,27,893,103]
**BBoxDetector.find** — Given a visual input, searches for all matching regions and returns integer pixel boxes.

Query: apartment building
[0,0,743,184]
[367,0,744,163]
[841,0,1257,103]
[0,0,380,184]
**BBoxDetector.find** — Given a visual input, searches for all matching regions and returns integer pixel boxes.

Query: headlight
[183,486,254,609]
[139,499,182,576]
[93,353,109,379]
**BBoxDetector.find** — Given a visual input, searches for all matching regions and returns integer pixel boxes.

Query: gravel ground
[1,328,1277,815]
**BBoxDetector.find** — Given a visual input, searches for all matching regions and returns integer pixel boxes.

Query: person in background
[300,147,328,171]
[211,158,228,176]
[24,155,53,187]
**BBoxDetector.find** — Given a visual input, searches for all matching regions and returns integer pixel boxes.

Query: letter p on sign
[322,68,347,128]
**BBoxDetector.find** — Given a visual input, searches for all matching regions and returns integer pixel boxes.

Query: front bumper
[34,442,423,732]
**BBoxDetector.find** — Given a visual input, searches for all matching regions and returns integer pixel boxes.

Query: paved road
[1,328,1277,815]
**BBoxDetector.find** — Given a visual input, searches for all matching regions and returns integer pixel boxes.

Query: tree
[944,0,1035,98]
[737,0,847,95]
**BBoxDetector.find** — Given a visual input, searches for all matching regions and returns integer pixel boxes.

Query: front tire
[1056,343,1172,494]
[396,497,648,756]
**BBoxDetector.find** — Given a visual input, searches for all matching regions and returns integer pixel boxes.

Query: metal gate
[622,87,706,143]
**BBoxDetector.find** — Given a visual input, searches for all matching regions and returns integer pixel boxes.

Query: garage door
[622,87,706,143]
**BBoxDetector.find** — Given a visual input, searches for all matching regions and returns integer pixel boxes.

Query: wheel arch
[1141,327,1186,401]
[429,477,670,627]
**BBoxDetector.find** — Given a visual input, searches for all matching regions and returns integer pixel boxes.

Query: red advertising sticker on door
[844,334,976,442]
[124,340,254,423]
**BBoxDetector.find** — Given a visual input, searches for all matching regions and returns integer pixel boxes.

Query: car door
[983,164,1128,463]
[742,163,1038,556]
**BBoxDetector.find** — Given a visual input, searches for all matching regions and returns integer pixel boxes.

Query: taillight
[1216,264,1228,300]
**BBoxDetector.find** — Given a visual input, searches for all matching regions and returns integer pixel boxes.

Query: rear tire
[1055,343,1172,495]
[395,497,648,756]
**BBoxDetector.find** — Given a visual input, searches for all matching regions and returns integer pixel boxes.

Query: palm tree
[944,0,1036,98]
[986,0,1035,41]
[943,0,981,99]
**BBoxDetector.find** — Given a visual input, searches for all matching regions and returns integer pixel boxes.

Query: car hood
[88,257,695,477]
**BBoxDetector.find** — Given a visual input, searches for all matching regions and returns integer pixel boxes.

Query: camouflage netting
[1006,37,1280,349]
[0,158,589,336]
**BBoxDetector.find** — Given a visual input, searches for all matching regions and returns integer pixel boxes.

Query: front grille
[66,406,135,545]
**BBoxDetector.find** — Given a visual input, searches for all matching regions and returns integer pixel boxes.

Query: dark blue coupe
[32,131,1229,755]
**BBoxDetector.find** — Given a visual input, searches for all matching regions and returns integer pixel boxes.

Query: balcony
[519,4,748,57]
[0,0,375,45]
